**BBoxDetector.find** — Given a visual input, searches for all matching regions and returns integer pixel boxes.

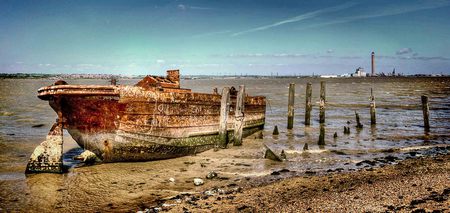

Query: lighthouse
[371,51,375,76]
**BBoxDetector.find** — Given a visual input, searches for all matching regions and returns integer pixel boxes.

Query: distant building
[351,67,366,77]
[371,51,375,76]
[320,75,338,78]
[339,73,351,77]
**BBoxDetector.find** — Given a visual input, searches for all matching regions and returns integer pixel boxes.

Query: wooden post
[233,85,245,146]
[318,124,325,146]
[319,81,326,124]
[421,95,430,131]
[355,111,363,129]
[218,87,230,149]
[370,88,376,125]
[272,125,279,135]
[305,82,312,126]
[287,83,295,129]
[345,126,351,134]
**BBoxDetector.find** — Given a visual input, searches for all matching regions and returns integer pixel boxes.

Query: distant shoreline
[0,73,449,80]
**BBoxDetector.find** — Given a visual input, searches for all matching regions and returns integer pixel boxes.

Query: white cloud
[178,4,213,11]
[177,4,186,10]
[189,6,214,10]
[223,53,314,58]
[301,1,450,30]
[379,54,449,61]
[232,2,357,36]
[396,48,413,55]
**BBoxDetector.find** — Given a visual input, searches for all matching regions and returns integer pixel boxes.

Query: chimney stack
[166,69,180,88]
[371,51,375,76]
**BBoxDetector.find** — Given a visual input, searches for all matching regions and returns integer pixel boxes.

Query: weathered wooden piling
[287,83,295,129]
[319,81,326,124]
[303,143,309,150]
[305,82,312,126]
[280,150,287,160]
[318,124,325,145]
[233,85,245,146]
[421,95,430,131]
[355,111,363,129]
[273,125,279,135]
[370,88,376,125]
[218,87,230,149]
[255,131,263,139]
[344,126,351,134]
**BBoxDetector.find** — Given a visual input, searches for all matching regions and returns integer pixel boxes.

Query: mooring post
[287,83,295,129]
[421,95,430,131]
[273,125,279,135]
[319,81,326,124]
[370,88,376,125]
[318,124,325,146]
[26,122,64,173]
[305,82,312,126]
[218,87,231,149]
[355,111,363,129]
[233,85,245,146]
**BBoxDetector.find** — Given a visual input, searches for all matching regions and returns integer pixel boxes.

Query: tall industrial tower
[371,51,375,76]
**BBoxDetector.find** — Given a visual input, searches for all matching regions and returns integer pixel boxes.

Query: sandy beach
[163,153,450,213]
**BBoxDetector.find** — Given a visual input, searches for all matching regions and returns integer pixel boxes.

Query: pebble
[169,178,175,182]
[280,150,287,159]
[206,171,218,179]
[204,190,215,196]
[194,178,204,186]
[271,171,280,175]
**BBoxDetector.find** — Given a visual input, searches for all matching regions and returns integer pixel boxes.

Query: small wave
[399,144,449,152]
[285,149,328,154]
[0,111,14,116]
[221,171,271,177]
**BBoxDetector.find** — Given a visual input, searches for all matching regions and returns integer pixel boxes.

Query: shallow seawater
[0,77,449,212]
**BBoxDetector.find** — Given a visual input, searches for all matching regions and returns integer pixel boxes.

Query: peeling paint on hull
[37,74,266,162]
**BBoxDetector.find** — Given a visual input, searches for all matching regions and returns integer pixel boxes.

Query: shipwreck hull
[37,84,266,162]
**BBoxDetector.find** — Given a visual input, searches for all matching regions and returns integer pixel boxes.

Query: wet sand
[166,153,450,213]
[1,132,448,212]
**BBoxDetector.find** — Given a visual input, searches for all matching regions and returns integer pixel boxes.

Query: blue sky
[1,0,450,75]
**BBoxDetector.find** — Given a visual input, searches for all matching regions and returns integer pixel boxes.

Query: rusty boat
[26,70,266,173]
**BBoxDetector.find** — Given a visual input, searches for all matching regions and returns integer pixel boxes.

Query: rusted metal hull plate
[37,84,266,162]
[26,123,64,173]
